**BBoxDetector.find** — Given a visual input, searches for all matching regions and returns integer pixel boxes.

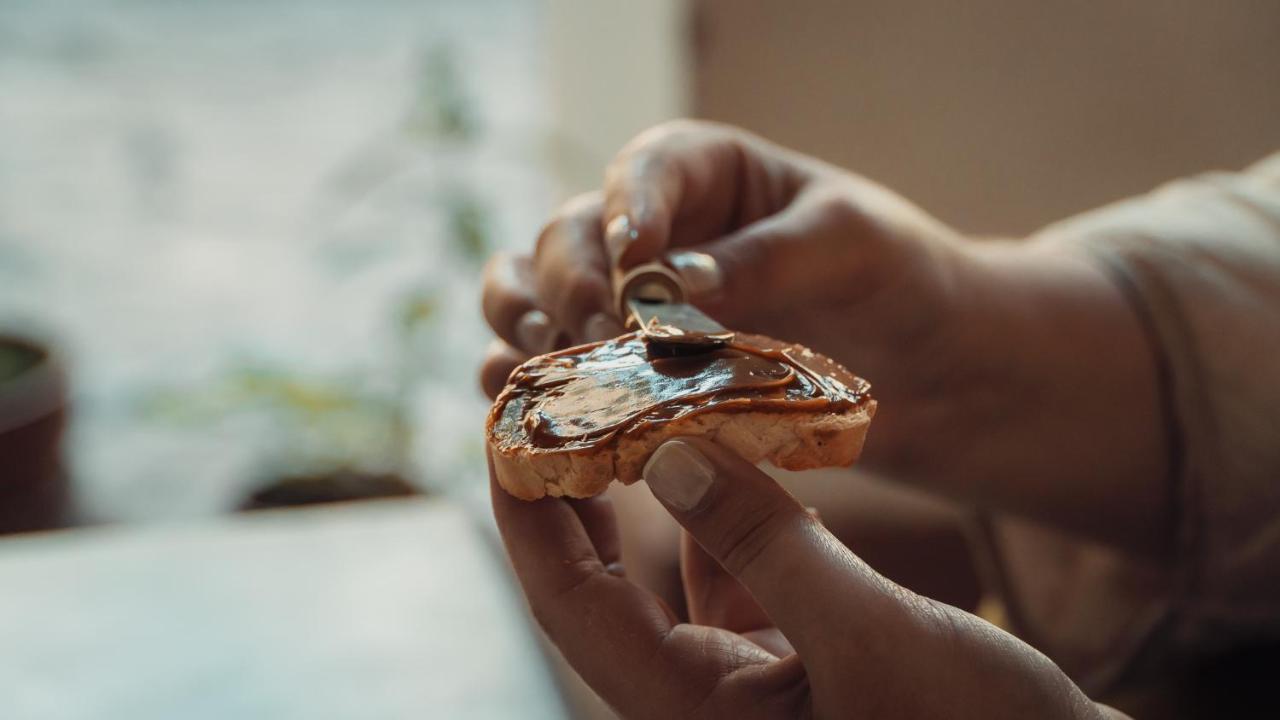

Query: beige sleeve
[989,152,1280,690]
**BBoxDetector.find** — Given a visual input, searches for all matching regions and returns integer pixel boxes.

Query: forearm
[920,240,1172,556]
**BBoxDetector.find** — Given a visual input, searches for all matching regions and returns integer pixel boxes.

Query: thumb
[643,438,1113,719]
[663,190,869,329]
[641,438,916,666]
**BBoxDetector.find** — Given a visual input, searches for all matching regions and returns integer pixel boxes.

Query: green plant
[135,41,497,495]
[136,361,406,476]
[405,44,478,144]
[443,186,491,266]
[0,341,40,384]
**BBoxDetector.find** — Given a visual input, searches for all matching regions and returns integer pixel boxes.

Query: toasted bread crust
[489,399,876,501]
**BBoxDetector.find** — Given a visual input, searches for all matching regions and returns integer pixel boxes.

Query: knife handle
[612,262,686,321]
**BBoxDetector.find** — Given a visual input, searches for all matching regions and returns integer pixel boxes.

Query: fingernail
[583,312,624,342]
[605,215,639,264]
[643,440,715,512]
[667,251,722,299]
[515,309,554,354]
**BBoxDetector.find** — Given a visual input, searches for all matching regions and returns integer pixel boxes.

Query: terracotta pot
[238,468,420,512]
[0,335,70,534]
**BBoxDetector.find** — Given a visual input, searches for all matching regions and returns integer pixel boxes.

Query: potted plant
[135,41,495,512]
[0,334,71,534]
[136,357,426,512]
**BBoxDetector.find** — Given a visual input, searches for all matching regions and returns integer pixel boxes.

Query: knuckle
[633,147,671,179]
[561,189,604,217]
[557,268,607,315]
[552,274,606,325]
[713,505,798,579]
[550,556,606,602]
[807,188,864,230]
[529,556,603,631]
[719,235,786,302]
[612,119,717,178]
[532,217,562,259]
[629,118,708,149]
[480,250,517,292]
[534,191,602,258]
[727,232,776,271]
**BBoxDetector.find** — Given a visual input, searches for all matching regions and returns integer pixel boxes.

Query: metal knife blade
[625,298,734,350]
[614,258,737,353]
[614,261,735,356]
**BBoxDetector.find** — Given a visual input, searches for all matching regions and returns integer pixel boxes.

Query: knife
[613,262,734,356]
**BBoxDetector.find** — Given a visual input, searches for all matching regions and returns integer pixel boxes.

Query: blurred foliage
[405,44,478,144]
[132,43,494,487]
[396,288,439,338]
[138,364,377,420]
[0,341,41,383]
[135,361,406,475]
[443,187,491,265]
[317,43,491,273]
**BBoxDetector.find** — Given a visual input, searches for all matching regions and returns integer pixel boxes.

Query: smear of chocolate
[489,332,870,453]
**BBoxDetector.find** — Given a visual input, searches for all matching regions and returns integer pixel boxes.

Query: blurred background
[0,0,1276,717]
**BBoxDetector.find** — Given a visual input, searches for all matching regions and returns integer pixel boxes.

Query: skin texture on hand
[490,438,1131,720]
[480,119,1169,558]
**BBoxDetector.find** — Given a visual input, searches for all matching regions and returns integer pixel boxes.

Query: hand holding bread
[489,437,1129,719]
[479,119,1168,720]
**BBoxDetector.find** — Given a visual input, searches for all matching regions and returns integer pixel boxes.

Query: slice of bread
[487,334,875,501]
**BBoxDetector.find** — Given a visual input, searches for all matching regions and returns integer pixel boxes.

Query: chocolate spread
[489,332,871,453]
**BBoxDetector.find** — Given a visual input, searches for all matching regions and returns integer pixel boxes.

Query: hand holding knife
[612,261,734,356]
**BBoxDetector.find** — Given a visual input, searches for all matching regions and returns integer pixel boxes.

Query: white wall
[545,0,691,197]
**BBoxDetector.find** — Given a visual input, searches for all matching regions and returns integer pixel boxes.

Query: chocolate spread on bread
[490,332,871,453]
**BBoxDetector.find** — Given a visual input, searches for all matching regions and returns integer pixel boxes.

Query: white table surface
[0,497,566,720]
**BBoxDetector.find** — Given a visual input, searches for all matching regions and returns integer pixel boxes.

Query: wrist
[925,238,1172,555]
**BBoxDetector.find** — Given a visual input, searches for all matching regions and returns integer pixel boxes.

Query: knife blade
[614,262,734,356]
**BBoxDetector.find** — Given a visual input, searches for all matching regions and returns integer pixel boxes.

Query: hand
[490,437,1131,720]
[481,120,1169,556]
[480,120,959,399]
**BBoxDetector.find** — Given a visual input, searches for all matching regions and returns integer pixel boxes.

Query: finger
[740,628,795,659]
[663,188,870,329]
[489,453,780,718]
[531,191,623,343]
[641,438,924,673]
[481,253,559,355]
[601,121,744,269]
[680,531,773,636]
[569,495,623,573]
[683,531,796,657]
[646,440,1111,717]
[601,121,813,271]
[479,339,527,400]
